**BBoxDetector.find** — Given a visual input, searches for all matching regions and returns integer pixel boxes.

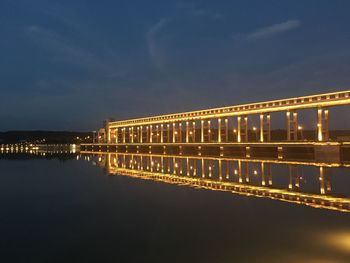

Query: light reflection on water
[84,152,350,213]
[0,150,350,262]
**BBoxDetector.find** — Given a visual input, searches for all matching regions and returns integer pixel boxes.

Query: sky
[1,0,350,131]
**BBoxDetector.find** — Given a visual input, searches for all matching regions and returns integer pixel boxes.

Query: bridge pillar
[261,162,266,186]
[156,125,159,143]
[267,163,272,185]
[115,128,119,143]
[237,117,241,142]
[122,128,126,143]
[259,113,271,142]
[319,167,326,194]
[218,118,222,143]
[237,116,248,142]
[131,127,134,143]
[208,120,212,142]
[245,162,249,183]
[186,157,190,176]
[191,121,196,142]
[288,165,299,189]
[238,160,242,183]
[287,111,298,141]
[155,125,158,143]
[201,120,204,143]
[166,124,170,143]
[172,123,176,143]
[201,158,205,178]
[193,158,197,176]
[217,118,228,143]
[225,118,228,142]
[138,127,141,143]
[140,126,143,143]
[146,126,149,143]
[317,108,329,141]
[186,121,189,143]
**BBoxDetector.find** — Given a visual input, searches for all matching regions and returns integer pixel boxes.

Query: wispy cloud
[146,5,223,69]
[146,18,171,69]
[25,25,114,74]
[240,20,301,41]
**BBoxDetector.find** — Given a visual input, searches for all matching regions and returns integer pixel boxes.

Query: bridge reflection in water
[83,152,350,213]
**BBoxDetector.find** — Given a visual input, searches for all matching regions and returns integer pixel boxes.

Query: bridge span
[84,90,350,162]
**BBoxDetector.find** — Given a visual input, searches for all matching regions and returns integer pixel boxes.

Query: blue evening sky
[1,0,350,130]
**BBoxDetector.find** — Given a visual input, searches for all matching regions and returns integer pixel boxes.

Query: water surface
[1,152,350,262]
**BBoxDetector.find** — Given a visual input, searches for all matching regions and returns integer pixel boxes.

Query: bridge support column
[131,127,134,143]
[218,118,222,143]
[166,124,170,143]
[237,116,248,142]
[319,167,325,195]
[238,160,242,183]
[179,123,182,143]
[156,125,159,143]
[317,108,329,141]
[261,162,266,186]
[259,113,271,142]
[140,126,143,143]
[122,128,126,143]
[245,162,250,183]
[208,120,211,142]
[237,117,241,142]
[243,117,248,142]
[201,120,204,143]
[186,121,189,143]
[201,158,205,178]
[287,111,298,141]
[191,122,196,142]
[225,118,228,142]
[172,123,176,143]
[140,127,143,143]
[186,157,189,176]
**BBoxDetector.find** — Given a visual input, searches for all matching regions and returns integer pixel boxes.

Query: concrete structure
[84,90,350,162]
[103,90,350,144]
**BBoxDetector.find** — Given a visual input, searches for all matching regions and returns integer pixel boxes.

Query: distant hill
[0,131,93,144]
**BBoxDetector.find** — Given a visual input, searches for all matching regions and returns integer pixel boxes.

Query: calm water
[1,152,350,262]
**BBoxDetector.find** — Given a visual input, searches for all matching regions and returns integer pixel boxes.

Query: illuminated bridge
[82,90,350,162]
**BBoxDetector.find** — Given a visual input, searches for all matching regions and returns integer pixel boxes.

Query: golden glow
[321,231,350,252]
[109,91,350,128]
[82,150,345,168]
[95,152,350,213]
